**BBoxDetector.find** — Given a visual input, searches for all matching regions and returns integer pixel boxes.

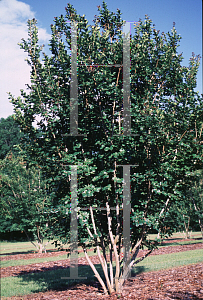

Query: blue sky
[0,0,202,118]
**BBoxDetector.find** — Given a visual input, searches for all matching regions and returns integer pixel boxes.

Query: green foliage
[8,0,203,293]
[188,170,203,234]
[163,169,203,236]
[0,116,24,159]
[0,153,54,251]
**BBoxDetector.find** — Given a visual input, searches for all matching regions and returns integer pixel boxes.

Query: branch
[195,120,198,139]
[98,100,110,143]
[199,123,203,139]
[83,247,109,295]
[90,206,114,293]
[4,181,17,199]
[111,67,121,137]
[133,249,153,266]
[109,238,114,288]
[157,198,170,238]
[24,228,39,251]
[179,130,188,142]
[106,202,120,290]
[159,198,170,218]
[118,239,142,292]
[52,132,62,159]
[80,212,110,293]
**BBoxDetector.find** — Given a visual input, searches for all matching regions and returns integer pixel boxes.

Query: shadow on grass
[164,237,202,241]
[131,266,147,277]
[0,250,36,256]
[15,264,147,294]
[158,239,202,247]
[0,249,65,256]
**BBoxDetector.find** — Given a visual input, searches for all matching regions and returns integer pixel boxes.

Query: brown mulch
[0,250,67,261]
[1,239,203,299]
[0,238,201,262]
[0,238,200,262]
[1,241,203,278]
[2,263,203,299]
[1,247,94,261]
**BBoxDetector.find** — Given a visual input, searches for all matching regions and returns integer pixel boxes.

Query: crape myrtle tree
[0,153,53,253]
[9,2,203,295]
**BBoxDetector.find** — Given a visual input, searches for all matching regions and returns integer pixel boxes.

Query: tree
[188,169,203,238]
[9,2,202,295]
[0,153,53,253]
[0,115,24,159]
[164,170,203,239]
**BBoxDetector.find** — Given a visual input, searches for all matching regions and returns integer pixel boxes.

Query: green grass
[1,232,202,255]
[2,239,203,268]
[1,248,203,298]
[1,263,98,297]
[1,249,96,268]
[1,232,202,297]
[148,231,202,240]
[133,248,203,273]
[1,231,202,267]
[0,239,56,255]
[1,254,68,267]
[157,239,203,247]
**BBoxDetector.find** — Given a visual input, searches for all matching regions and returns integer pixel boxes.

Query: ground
[1,238,203,299]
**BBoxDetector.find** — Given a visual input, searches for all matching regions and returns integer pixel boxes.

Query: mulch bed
[2,263,203,299]
[1,241,202,278]
[1,239,203,299]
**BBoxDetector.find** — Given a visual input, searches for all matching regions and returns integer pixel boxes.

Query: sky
[0,0,202,119]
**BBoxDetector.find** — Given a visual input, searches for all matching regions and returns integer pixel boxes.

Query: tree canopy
[8,1,203,294]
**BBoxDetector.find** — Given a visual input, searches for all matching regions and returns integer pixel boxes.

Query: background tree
[188,169,203,238]
[0,115,24,159]
[166,170,203,239]
[9,2,203,295]
[0,153,54,253]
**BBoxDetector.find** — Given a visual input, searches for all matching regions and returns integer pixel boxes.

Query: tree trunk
[192,199,203,239]
[23,229,47,253]
[157,198,170,239]
[183,215,190,239]
[36,241,47,253]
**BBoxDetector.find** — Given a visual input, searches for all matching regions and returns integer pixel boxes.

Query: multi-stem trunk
[81,203,153,295]
[23,228,48,253]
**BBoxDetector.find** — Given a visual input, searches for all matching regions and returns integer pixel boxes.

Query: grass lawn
[1,231,202,256]
[1,232,202,298]
[1,249,203,297]
[133,248,203,273]
[0,239,56,255]
[1,249,96,268]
